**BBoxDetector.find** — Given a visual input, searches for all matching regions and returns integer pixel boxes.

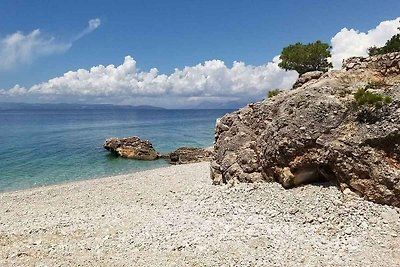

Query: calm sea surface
[0,109,232,192]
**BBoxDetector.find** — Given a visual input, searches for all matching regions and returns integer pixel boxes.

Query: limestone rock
[104,136,158,160]
[292,71,323,89]
[166,147,213,165]
[343,52,400,75]
[211,52,400,207]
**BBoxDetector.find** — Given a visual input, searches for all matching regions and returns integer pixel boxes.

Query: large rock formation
[104,136,159,160]
[211,52,400,207]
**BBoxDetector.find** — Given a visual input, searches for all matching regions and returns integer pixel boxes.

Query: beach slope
[1,162,399,266]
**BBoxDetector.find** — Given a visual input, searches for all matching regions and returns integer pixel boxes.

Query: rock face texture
[343,52,400,75]
[104,136,159,160]
[292,71,323,89]
[211,52,400,207]
[167,147,213,165]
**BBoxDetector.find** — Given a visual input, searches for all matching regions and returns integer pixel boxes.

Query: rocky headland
[211,52,400,207]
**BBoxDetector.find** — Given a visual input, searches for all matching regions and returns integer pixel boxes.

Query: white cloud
[7,84,28,95]
[0,18,101,70]
[0,29,71,70]
[1,55,298,107]
[89,18,101,30]
[72,18,101,41]
[331,17,400,68]
[3,17,399,107]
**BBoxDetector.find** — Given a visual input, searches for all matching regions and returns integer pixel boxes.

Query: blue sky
[0,0,399,107]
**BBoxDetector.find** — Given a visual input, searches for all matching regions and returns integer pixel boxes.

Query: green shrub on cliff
[267,89,281,99]
[279,40,332,75]
[354,87,392,108]
[368,25,400,56]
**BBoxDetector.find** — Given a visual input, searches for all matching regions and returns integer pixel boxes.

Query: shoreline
[0,159,172,195]
[1,162,399,266]
[0,145,215,195]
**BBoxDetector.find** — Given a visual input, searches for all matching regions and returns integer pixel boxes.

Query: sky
[0,0,399,108]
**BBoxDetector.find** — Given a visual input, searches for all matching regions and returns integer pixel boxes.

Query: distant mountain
[194,98,263,110]
[0,103,166,111]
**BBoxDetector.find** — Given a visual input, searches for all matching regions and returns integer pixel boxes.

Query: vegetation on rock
[354,87,392,108]
[279,40,332,75]
[368,25,400,56]
[267,89,281,99]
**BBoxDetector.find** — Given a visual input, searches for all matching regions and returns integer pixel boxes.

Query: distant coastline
[0,102,166,111]
[0,100,256,110]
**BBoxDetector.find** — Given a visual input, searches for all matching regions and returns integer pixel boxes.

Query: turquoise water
[0,109,232,192]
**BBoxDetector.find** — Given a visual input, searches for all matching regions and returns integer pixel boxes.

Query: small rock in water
[103,136,158,160]
[166,147,213,165]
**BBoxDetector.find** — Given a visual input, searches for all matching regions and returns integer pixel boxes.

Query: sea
[0,108,233,192]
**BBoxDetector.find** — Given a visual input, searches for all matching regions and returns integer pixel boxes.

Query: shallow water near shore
[0,108,232,192]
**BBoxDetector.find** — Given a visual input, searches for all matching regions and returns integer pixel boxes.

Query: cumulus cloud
[3,17,400,107]
[331,17,400,68]
[0,55,298,107]
[0,18,101,70]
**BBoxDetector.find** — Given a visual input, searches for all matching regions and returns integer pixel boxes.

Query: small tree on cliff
[368,26,400,56]
[278,40,332,75]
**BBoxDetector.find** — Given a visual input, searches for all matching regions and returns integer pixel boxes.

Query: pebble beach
[1,162,399,266]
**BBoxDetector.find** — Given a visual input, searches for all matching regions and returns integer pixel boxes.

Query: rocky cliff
[211,52,400,207]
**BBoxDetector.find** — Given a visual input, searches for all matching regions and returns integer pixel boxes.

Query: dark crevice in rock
[356,107,391,124]
[363,133,400,157]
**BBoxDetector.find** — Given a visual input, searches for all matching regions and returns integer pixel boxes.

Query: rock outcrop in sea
[167,147,213,165]
[104,136,212,164]
[104,136,159,160]
[211,52,400,207]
